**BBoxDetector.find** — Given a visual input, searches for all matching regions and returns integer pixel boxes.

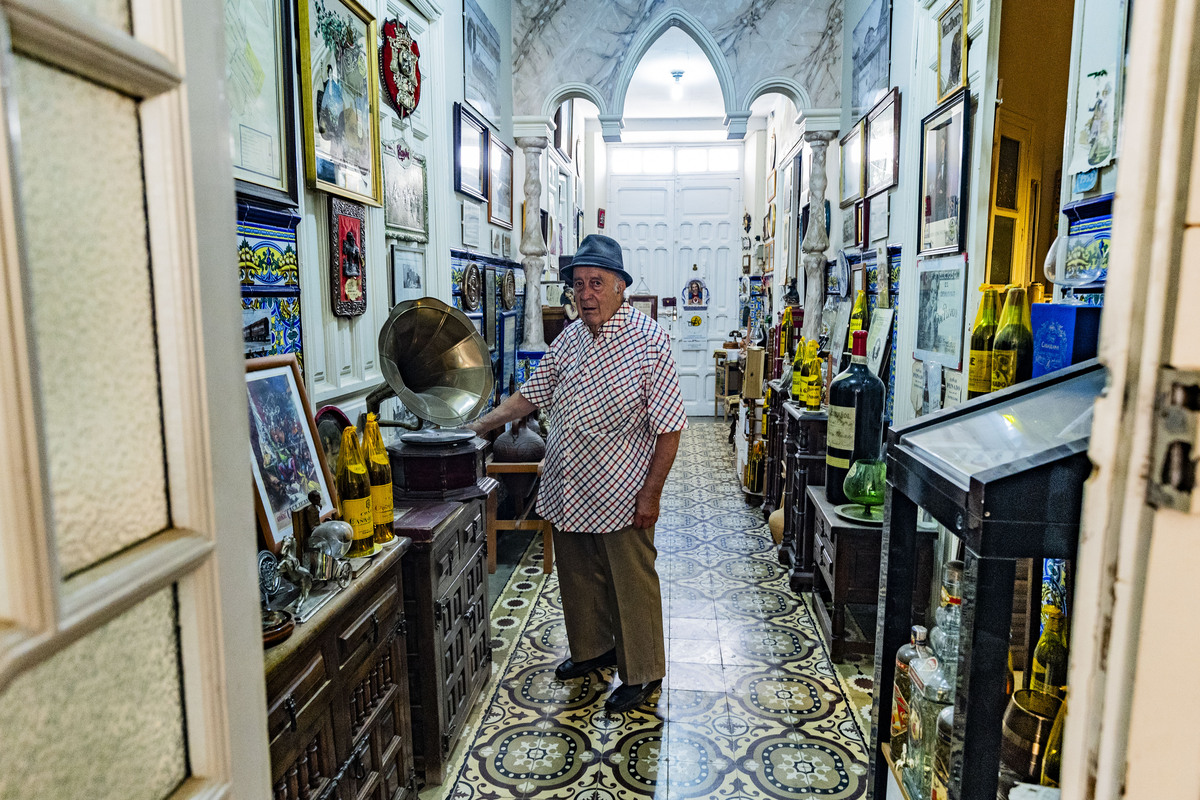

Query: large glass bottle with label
[825,329,886,504]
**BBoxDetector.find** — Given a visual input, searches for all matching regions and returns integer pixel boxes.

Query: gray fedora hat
[560,234,634,287]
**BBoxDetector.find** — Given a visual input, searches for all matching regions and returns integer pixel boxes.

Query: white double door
[609,173,741,417]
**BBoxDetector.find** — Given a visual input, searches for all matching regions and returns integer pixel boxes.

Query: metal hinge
[1148,366,1200,511]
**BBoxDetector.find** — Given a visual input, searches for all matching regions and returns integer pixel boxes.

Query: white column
[801,130,836,342]
[515,135,549,351]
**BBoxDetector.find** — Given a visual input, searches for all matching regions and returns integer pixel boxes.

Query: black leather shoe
[554,648,617,679]
[604,679,662,713]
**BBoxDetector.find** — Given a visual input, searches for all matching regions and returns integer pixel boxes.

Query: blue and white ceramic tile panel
[237,201,303,366]
[424,422,870,800]
[1041,558,1071,634]
[1061,193,1112,308]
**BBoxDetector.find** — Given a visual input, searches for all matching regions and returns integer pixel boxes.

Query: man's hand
[634,487,661,529]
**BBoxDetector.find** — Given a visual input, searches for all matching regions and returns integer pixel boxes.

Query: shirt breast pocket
[581,373,644,434]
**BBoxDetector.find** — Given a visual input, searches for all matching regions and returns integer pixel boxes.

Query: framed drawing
[865,87,900,197]
[918,89,971,256]
[851,0,891,116]
[330,196,367,316]
[226,0,299,206]
[914,253,967,369]
[454,102,488,202]
[488,137,514,229]
[840,121,865,207]
[463,0,500,125]
[938,0,968,102]
[629,294,658,320]
[383,148,427,242]
[391,244,425,306]
[297,0,382,205]
[246,354,336,553]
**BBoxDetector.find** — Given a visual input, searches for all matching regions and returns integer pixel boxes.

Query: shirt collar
[597,303,632,338]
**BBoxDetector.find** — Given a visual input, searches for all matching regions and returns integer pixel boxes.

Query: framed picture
[296,0,381,205]
[938,0,968,103]
[554,99,574,159]
[227,0,299,206]
[914,253,967,369]
[868,193,890,242]
[852,0,891,116]
[855,199,867,248]
[330,196,367,316]
[463,0,500,125]
[629,294,658,320]
[767,170,777,203]
[246,354,336,553]
[488,137,514,229]
[865,87,900,197]
[918,89,971,256]
[383,148,427,242]
[840,121,865,207]
[391,244,425,305]
[454,102,489,202]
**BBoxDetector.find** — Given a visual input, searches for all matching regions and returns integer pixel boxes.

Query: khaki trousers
[553,525,666,686]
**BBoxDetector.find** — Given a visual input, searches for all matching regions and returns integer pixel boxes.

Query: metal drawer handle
[371,612,380,644]
[284,696,298,732]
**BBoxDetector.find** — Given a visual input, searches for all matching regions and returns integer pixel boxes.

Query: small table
[714,351,742,420]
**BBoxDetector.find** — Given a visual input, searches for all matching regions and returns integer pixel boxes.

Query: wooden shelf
[881,742,913,800]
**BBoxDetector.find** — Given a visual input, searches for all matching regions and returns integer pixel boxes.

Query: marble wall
[512,0,842,122]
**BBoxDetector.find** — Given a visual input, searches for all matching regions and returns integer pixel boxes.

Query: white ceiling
[621,27,726,120]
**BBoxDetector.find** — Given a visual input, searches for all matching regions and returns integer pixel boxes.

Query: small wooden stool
[485,460,553,574]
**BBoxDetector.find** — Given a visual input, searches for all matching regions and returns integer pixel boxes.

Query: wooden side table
[714,351,742,420]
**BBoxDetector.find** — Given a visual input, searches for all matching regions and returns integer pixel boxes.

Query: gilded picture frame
[383,148,428,242]
[937,0,968,103]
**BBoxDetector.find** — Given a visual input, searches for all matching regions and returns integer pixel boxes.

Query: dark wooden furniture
[387,437,488,496]
[397,491,493,785]
[867,360,1102,800]
[264,538,417,800]
[782,404,826,591]
[714,350,741,420]
[485,461,553,574]
[543,305,567,344]
[762,380,788,523]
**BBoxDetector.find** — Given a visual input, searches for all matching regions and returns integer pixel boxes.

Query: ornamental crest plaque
[381,18,421,118]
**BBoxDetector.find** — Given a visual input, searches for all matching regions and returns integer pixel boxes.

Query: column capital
[513,115,555,141]
[597,114,624,142]
[723,111,752,140]
[796,108,841,139]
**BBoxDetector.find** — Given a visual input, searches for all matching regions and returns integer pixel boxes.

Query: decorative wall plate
[381,18,420,118]
[500,270,516,310]
[462,262,483,310]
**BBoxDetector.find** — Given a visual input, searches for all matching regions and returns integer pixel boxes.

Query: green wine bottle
[967,288,1000,399]
[336,426,375,558]
[1029,606,1069,698]
[990,287,1033,392]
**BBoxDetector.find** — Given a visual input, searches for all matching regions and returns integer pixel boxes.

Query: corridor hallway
[424,422,872,800]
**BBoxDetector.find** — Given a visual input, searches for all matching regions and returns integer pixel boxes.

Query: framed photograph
[918,89,971,256]
[866,305,896,376]
[227,0,299,206]
[914,253,967,369]
[629,294,657,320]
[488,137,514,229]
[246,354,336,553]
[842,207,857,247]
[852,0,891,116]
[296,0,381,205]
[454,102,489,202]
[383,148,427,242]
[391,244,425,305]
[463,0,500,125]
[868,193,890,242]
[938,0,968,103]
[767,170,777,203]
[840,121,865,207]
[865,87,900,197]
[330,196,367,316]
[554,99,574,159]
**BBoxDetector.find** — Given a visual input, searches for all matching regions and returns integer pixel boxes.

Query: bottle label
[991,349,1018,391]
[826,404,855,468]
[940,586,962,606]
[342,496,374,543]
[968,349,992,394]
[891,660,909,736]
[931,773,948,800]
[371,483,394,526]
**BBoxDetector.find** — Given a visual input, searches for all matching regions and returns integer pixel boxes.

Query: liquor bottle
[967,288,1000,399]
[825,330,885,504]
[930,704,955,800]
[849,289,868,334]
[1029,606,1069,697]
[905,654,954,800]
[929,560,964,686]
[890,625,934,761]
[336,426,375,558]
[803,342,823,410]
[781,306,793,358]
[990,287,1033,392]
[363,413,395,546]
[1040,687,1068,787]
[791,337,807,398]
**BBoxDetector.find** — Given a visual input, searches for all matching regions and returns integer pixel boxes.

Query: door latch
[1148,366,1200,512]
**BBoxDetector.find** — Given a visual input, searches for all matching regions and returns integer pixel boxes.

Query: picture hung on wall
[767,170,777,203]
[840,120,864,207]
[937,0,968,103]
[383,147,427,241]
[391,244,424,305]
[554,99,574,159]
[330,196,367,316]
[226,0,298,205]
[462,0,500,126]
[914,253,967,368]
[865,87,900,197]
[297,0,382,205]
[629,294,658,320]
[855,199,868,249]
[851,0,891,116]
[380,18,421,119]
[868,193,889,242]
[488,137,514,229]
[246,354,336,553]
[918,89,970,256]
[454,101,489,202]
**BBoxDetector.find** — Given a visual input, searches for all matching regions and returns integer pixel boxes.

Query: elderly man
[468,233,687,713]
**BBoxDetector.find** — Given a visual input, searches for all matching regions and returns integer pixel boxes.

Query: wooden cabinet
[264,538,416,800]
[762,380,788,525]
[782,404,826,592]
[396,494,492,785]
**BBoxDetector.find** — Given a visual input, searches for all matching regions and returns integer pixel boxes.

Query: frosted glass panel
[0,588,187,798]
[14,57,168,575]
[60,0,132,33]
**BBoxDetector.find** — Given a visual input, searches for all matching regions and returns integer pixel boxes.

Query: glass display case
[867,359,1104,800]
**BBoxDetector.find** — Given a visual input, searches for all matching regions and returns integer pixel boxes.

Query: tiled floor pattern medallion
[425,422,869,799]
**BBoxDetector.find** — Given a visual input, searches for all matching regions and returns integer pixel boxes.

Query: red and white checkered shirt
[518,303,688,533]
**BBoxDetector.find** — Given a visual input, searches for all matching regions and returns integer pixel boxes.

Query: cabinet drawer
[268,651,330,749]
[270,707,337,800]
[816,537,835,590]
[337,582,401,672]
[458,507,484,555]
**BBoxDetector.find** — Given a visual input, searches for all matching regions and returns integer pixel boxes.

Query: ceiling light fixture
[670,69,684,100]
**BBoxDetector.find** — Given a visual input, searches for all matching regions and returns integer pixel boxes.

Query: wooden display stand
[781,404,827,589]
[485,460,553,574]
[713,350,742,420]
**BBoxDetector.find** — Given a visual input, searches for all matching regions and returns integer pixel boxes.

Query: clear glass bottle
[1030,606,1069,698]
[891,625,934,762]
[930,704,955,800]
[336,426,375,558]
[905,655,954,800]
[930,560,964,686]
[363,413,395,546]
